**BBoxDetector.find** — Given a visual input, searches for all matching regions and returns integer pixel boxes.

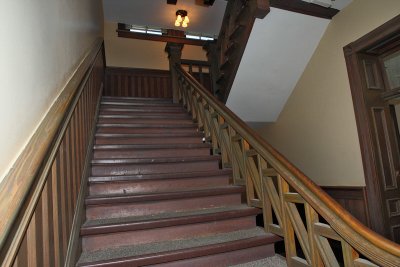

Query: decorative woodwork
[269,0,339,19]
[205,0,270,102]
[104,67,172,98]
[181,59,213,93]
[174,63,400,266]
[117,28,208,46]
[0,39,105,266]
[321,186,369,227]
[344,14,400,241]
[166,43,184,102]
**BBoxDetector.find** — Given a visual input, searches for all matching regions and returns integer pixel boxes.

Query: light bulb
[177,15,183,23]
[175,20,180,27]
[183,16,189,23]
[182,21,188,28]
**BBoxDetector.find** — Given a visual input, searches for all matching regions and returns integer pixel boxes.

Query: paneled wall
[0,43,105,267]
[104,67,172,98]
[322,186,369,226]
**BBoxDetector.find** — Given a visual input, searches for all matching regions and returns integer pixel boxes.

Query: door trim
[344,14,400,238]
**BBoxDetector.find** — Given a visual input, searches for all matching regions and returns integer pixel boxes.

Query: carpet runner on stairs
[76,96,282,267]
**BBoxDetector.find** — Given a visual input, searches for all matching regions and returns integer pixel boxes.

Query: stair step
[102,96,172,103]
[77,228,280,267]
[92,143,212,159]
[98,117,194,125]
[81,206,261,252]
[101,101,180,107]
[229,255,287,267]
[100,106,185,113]
[100,109,187,116]
[88,169,232,196]
[85,186,244,220]
[95,133,204,145]
[91,155,221,176]
[98,114,191,119]
[96,124,199,134]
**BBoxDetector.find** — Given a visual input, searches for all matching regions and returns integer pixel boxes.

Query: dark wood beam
[269,0,339,19]
[167,0,177,5]
[117,29,209,46]
[203,0,215,6]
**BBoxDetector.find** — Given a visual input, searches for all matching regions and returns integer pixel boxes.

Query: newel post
[165,42,184,103]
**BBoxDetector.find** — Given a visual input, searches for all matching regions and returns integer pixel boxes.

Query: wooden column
[165,42,183,103]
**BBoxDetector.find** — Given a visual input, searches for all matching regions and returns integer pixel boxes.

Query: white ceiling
[226,7,330,122]
[102,0,227,36]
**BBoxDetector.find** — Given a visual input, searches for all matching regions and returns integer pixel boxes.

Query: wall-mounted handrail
[175,63,400,267]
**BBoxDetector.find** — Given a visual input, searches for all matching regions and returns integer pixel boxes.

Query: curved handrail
[175,64,400,266]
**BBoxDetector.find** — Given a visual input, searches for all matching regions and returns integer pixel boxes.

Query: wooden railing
[0,39,105,266]
[205,0,269,102]
[180,59,212,93]
[175,64,400,267]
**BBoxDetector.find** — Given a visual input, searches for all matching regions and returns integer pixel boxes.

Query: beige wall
[259,0,400,186]
[104,21,207,70]
[0,1,103,183]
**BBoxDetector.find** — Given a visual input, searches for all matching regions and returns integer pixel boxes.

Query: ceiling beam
[117,29,209,46]
[269,0,339,19]
[203,0,216,6]
[167,0,177,5]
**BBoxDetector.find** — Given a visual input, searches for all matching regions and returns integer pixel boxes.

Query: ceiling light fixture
[175,10,189,28]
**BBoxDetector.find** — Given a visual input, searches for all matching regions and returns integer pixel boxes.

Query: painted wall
[0,0,103,183]
[258,0,400,186]
[104,21,207,70]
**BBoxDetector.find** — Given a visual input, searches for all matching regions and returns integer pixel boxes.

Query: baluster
[305,203,323,266]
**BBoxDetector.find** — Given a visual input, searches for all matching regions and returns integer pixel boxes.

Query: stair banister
[174,63,400,267]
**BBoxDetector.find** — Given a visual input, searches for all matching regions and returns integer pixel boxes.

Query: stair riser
[95,137,203,145]
[101,102,181,108]
[89,176,230,195]
[148,244,274,267]
[96,127,198,134]
[100,103,185,112]
[85,194,241,220]
[82,216,256,252]
[102,96,172,103]
[100,110,187,116]
[98,118,194,125]
[93,148,211,159]
[91,161,220,176]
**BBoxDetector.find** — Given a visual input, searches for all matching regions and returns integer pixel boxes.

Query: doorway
[344,15,400,242]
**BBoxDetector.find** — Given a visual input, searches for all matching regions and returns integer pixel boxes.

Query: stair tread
[102,96,172,101]
[97,123,197,128]
[91,155,221,165]
[229,255,287,267]
[98,114,190,119]
[85,185,244,205]
[81,205,259,233]
[77,228,279,266]
[93,143,211,150]
[89,169,232,183]
[95,132,204,138]
[101,101,180,107]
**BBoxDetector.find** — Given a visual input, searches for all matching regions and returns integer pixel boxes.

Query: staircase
[76,96,281,266]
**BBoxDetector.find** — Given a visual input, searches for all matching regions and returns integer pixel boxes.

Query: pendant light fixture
[175,10,189,28]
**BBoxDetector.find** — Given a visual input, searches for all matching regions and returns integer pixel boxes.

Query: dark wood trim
[117,29,209,46]
[269,0,339,19]
[64,83,103,266]
[105,67,172,98]
[343,14,400,238]
[321,186,369,227]
[167,0,177,4]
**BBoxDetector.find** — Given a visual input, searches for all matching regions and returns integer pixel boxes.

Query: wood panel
[321,186,369,227]
[0,40,105,266]
[104,67,172,98]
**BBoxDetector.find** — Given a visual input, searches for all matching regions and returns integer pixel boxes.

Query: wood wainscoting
[321,186,369,227]
[104,67,172,98]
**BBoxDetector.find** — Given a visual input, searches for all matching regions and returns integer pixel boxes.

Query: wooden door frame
[344,15,400,238]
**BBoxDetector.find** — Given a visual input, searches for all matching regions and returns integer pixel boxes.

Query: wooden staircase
[76,96,281,266]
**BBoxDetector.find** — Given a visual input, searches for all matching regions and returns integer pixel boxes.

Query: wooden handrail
[175,64,400,266]
[0,38,104,266]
